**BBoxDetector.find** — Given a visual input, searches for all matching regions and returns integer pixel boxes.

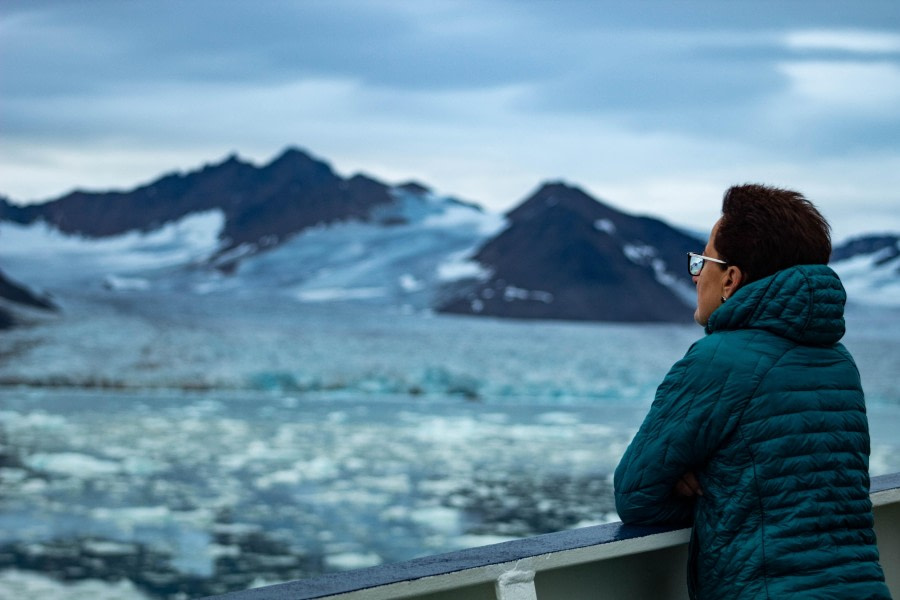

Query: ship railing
[204,472,900,600]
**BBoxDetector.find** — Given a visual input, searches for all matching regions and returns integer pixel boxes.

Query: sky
[2,0,900,242]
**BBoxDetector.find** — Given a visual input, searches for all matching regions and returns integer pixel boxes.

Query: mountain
[2,147,897,325]
[832,234,900,263]
[436,182,702,322]
[0,176,503,315]
[830,234,900,307]
[0,148,395,268]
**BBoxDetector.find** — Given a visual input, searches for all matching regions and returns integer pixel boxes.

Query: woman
[614,184,891,599]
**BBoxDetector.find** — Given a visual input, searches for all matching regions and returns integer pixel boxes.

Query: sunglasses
[687,252,727,276]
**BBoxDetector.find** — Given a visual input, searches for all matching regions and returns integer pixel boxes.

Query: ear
[722,266,743,300]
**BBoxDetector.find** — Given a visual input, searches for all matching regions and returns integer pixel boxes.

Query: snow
[103,275,151,291]
[0,210,225,288]
[421,202,504,236]
[399,274,424,292]
[294,287,387,302]
[503,286,553,303]
[594,219,616,234]
[436,253,491,282]
[622,243,657,264]
[832,249,900,306]
[215,193,500,307]
[620,243,696,304]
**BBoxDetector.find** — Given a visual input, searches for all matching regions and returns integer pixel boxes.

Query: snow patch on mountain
[594,219,616,234]
[0,210,226,290]
[0,189,504,311]
[832,241,900,306]
[205,189,504,308]
[436,248,493,283]
[622,243,695,305]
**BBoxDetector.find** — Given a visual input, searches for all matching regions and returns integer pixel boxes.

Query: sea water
[0,293,898,599]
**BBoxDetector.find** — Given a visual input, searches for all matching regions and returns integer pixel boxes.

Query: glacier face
[0,187,504,312]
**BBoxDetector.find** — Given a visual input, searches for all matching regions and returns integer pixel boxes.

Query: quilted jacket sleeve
[613,334,744,526]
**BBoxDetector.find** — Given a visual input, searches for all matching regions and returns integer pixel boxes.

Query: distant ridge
[831,234,900,264]
[2,146,898,324]
[0,148,394,254]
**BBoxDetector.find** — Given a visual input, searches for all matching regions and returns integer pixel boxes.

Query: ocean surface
[1,292,898,599]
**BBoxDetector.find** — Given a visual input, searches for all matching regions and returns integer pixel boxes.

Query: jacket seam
[801,269,814,337]
[738,424,771,599]
[732,343,792,600]
[746,274,779,329]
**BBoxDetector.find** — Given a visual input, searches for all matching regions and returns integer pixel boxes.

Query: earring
[721,296,727,303]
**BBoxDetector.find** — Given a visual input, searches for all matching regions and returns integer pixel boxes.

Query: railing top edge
[201,520,680,600]
[872,471,900,494]
[202,471,900,600]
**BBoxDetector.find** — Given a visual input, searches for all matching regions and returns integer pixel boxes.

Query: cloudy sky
[2,0,899,241]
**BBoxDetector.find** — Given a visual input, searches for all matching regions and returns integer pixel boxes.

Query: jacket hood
[705,264,846,346]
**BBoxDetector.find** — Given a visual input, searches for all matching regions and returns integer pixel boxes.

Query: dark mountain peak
[220,152,249,167]
[260,147,337,186]
[347,172,384,186]
[0,146,398,247]
[199,152,253,173]
[266,146,324,169]
[274,146,310,160]
[396,181,432,196]
[437,183,702,323]
[508,181,620,224]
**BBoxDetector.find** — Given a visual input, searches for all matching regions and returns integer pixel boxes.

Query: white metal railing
[203,472,900,600]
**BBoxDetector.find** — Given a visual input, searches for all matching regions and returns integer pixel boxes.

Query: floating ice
[0,570,153,600]
[82,540,138,556]
[410,506,463,535]
[324,552,383,571]
[25,453,120,476]
[536,412,581,426]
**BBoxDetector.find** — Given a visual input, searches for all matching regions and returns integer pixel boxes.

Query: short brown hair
[715,184,831,286]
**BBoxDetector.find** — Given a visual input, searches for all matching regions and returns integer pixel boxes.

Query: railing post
[495,567,538,600]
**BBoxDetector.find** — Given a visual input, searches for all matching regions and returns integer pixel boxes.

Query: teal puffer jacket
[614,265,891,599]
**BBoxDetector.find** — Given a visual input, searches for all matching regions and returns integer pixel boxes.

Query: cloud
[777,60,900,113]
[1,0,899,241]
[785,29,900,53]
